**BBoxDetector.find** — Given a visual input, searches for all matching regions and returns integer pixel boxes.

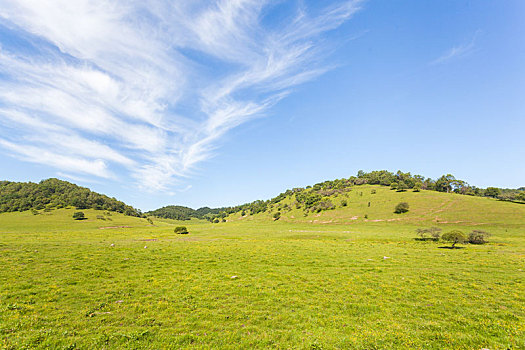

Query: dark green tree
[484,187,501,198]
[174,226,189,234]
[394,202,409,214]
[397,181,408,192]
[435,174,456,193]
[72,211,85,220]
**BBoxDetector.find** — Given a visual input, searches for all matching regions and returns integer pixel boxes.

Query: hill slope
[195,170,525,224]
[0,178,141,217]
[225,184,525,227]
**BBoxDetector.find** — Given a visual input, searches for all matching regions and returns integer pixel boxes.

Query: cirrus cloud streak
[0,0,362,190]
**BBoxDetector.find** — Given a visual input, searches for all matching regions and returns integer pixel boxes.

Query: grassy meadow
[0,187,524,349]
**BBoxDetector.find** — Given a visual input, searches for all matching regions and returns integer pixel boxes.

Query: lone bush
[174,226,189,234]
[415,227,442,241]
[72,211,85,220]
[468,230,491,244]
[273,212,281,221]
[394,202,409,214]
[442,230,466,248]
[428,227,442,240]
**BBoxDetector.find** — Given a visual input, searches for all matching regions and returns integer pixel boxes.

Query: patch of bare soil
[99,226,132,229]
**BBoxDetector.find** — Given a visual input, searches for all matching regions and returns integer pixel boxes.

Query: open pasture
[0,205,524,349]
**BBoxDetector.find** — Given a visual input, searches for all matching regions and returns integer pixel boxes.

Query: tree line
[0,178,142,217]
[145,205,223,221]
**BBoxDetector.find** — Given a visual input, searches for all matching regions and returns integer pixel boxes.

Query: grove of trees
[0,178,141,217]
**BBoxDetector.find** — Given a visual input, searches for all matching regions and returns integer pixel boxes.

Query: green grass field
[1,187,524,349]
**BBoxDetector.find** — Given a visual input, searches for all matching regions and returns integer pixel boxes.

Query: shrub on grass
[273,212,281,221]
[442,230,467,248]
[394,202,409,214]
[416,228,428,239]
[340,200,348,207]
[396,181,408,192]
[174,226,189,234]
[468,230,491,244]
[415,227,442,241]
[429,227,442,240]
[72,211,85,220]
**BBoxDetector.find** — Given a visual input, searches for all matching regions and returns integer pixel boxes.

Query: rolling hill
[0,178,142,217]
[225,184,525,227]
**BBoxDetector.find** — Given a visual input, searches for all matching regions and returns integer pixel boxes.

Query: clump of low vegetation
[416,228,492,247]
[72,211,86,220]
[174,226,189,234]
[468,230,491,244]
[441,230,467,248]
[394,202,409,214]
[273,212,281,221]
[415,227,442,241]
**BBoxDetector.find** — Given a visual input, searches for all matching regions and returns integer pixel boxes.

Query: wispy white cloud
[431,31,480,65]
[0,0,363,191]
[0,139,113,178]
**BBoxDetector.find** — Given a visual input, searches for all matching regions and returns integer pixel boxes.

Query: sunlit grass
[0,194,524,349]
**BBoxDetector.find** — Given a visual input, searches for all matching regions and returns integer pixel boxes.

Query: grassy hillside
[227,185,525,227]
[1,197,524,349]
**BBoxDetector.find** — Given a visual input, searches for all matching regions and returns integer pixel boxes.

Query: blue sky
[0,0,524,211]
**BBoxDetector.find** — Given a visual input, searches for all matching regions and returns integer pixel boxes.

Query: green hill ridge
[0,178,141,217]
[182,170,525,224]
